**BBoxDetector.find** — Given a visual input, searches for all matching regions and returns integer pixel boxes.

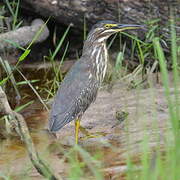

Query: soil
[0,75,175,179]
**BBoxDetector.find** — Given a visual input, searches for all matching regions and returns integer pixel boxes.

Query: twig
[0,86,61,180]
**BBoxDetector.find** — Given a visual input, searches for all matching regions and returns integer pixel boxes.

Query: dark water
[0,68,52,166]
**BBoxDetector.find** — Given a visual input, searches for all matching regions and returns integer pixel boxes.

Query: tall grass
[44,24,71,100]
[125,8,180,180]
[5,0,22,30]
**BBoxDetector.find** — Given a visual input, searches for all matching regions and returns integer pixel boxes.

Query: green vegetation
[0,1,180,180]
[43,24,71,99]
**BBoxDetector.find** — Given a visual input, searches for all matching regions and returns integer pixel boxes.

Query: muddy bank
[0,80,175,179]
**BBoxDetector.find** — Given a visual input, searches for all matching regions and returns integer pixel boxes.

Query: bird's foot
[79,126,107,140]
[80,133,105,141]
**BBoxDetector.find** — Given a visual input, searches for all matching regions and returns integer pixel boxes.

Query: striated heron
[49,21,143,144]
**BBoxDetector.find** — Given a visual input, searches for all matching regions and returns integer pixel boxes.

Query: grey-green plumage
[49,56,99,131]
[49,20,143,132]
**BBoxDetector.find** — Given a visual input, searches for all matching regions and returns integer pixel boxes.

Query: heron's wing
[49,58,98,132]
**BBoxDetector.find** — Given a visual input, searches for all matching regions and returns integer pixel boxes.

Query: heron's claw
[80,133,104,140]
[79,126,107,140]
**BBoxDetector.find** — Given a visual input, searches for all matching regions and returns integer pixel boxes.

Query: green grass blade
[26,17,50,50]
[0,58,21,100]
[12,0,20,30]
[51,24,71,60]
[107,33,117,49]
[170,8,180,123]
[5,0,15,17]
[57,41,69,81]
[1,39,25,50]
[16,79,40,85]
[75,145,103,180]
[153,37,177,135]
[15,100,34,112]
[0,172,11,180]
[0,77,8,85]
[18,49,31,61]
[137,41,144,65]
[115,43,126,77]
[121,32,147,45]
[16,69,49,111]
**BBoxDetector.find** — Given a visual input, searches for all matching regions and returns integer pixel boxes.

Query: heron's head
[87,20,143,43]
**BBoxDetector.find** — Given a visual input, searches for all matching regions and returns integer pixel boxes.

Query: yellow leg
[75,119,80,145]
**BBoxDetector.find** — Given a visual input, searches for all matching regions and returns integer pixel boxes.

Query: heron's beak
[114,24,144,31]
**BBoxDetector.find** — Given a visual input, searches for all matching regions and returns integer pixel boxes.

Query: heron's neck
[83,39,108,83]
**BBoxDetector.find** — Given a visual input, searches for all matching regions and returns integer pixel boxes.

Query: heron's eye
[104,24,112,28]
[104,24,117,29]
